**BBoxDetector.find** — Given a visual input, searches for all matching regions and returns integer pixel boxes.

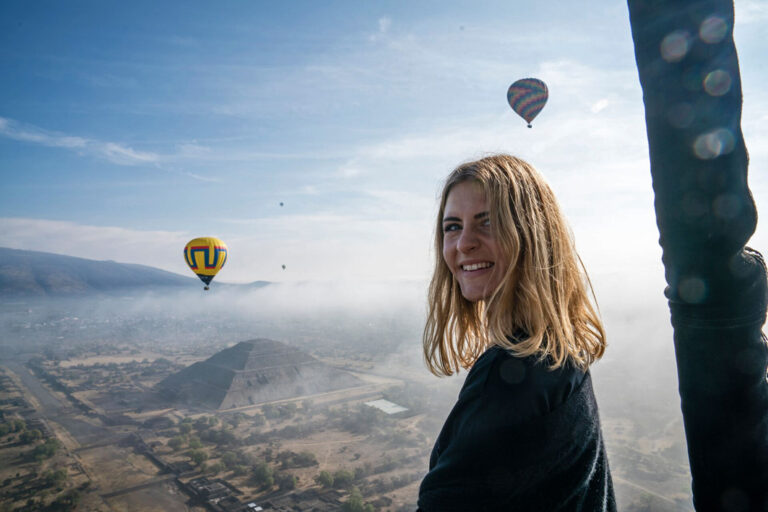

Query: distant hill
[0,247,268,297]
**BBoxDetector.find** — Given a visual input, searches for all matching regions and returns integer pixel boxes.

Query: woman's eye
[481,218,491,228]
[443,223,460,233]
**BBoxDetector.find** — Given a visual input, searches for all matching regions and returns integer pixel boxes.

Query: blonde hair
[423,154,606,376]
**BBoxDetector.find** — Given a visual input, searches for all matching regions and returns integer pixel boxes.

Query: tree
[168,436,184,451]
[262,404,279,419]
[333,469,355,489]
[189,449,208,466]
[49,489,82,511]
[276,472,297,491]
[279,403,297,418]
[207,462,225,475]
[221,451,238,469]
[31,438,60,461]
[179,423,192,435]
[43,468,67,488]
[251,460,274,488]
[315,470,334,488]
[195,417,211,431]
[188,436,202,449]
[20,429,42,444]
[341,487,374,512]
[251,413,266,426]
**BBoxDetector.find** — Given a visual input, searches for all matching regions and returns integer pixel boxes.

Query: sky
[1,0,767,288]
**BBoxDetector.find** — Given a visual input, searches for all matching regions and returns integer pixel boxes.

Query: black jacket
[628,0,768,509]
[418,347,615,511]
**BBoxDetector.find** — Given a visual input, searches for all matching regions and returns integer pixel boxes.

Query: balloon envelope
[507,78,548,127]
[184,237,227,289]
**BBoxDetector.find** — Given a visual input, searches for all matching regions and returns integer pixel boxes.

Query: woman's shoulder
[467,344,588,422]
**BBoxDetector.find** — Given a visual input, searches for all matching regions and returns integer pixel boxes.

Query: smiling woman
[418,154,614,511]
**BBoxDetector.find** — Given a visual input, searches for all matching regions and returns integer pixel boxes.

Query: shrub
[341,487,375,512]
[315,470,334,488]
[251,460,274,488]
[168,437,184,451]
[20,429,42,444]
[207,462,225,475]
[189,449,208,466]
[276,472,297,491]
[333,469,355,489]
[31,438,60,461]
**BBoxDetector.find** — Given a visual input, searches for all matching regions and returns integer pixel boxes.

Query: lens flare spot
[679,277,707,303]
[661,31,690,62]
[700,16,728,44]
[703,69,732,96]
[693,128,735,159]
[667,103,695,128]
[713,194,741,219]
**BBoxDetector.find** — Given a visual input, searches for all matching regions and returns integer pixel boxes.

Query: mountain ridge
[0,247,268,297]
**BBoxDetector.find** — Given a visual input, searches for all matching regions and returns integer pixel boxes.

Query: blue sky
[1,0,767,285]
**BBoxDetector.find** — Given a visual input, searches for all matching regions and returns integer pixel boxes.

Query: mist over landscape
[0,248,692,511]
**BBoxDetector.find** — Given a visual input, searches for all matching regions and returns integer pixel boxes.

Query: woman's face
[442,180,510,302]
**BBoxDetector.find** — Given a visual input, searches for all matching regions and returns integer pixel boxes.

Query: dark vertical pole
[627,0,768,510]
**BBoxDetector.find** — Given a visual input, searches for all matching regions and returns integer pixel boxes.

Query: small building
[189,477,229,500]
[364,399,408,416]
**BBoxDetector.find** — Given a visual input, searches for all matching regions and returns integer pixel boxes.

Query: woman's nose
[457,229,479,253]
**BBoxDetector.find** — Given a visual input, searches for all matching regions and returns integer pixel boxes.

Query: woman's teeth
[462,262,493,271]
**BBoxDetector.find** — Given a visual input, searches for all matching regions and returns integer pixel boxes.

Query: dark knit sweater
[418,347,615,511]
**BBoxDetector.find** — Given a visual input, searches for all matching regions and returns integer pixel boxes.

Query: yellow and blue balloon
[184,237,227,290]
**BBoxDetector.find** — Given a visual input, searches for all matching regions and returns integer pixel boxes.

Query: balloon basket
[204,286,210,291]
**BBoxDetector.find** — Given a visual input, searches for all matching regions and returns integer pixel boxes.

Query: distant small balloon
[282,264,286,270]
[507,78,548,128]
[279,202,284,207]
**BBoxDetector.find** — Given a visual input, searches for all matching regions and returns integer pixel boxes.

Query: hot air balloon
[279,202,284,207]
[281,264,286,270]
[507,78,548,128]
[184,237,228,290]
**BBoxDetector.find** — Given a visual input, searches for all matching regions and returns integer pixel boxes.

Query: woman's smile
[442,180,509,302]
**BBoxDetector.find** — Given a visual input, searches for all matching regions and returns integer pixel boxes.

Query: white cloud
[0,116,223,182]
[736,0,768,23]
[0,116,160,166]
[591,98,610,113]
[378,17,392,34]
[336,166,363,178]
[0,218,191,276]
[176,142,212,157]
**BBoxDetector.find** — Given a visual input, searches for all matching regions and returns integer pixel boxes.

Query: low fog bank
[1,273,696,507]
[2,272,684,423]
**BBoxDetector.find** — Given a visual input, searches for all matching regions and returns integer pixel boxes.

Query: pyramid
[157,338,363,410]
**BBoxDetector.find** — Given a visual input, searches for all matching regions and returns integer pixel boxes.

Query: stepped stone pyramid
[157,338,363,410]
